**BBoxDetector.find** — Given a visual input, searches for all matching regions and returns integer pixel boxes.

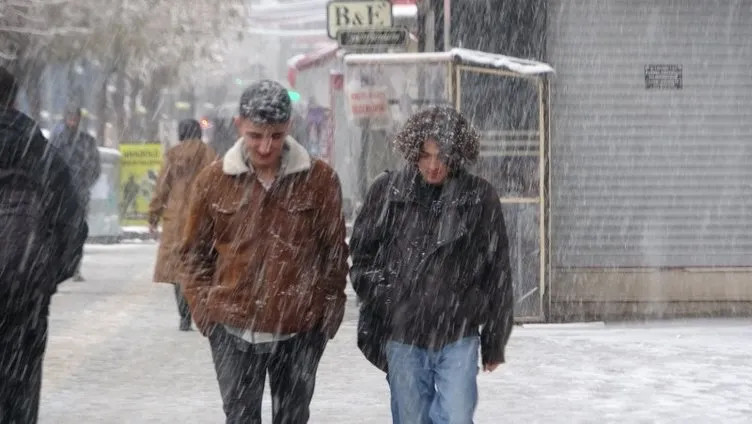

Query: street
[40,242,752,423]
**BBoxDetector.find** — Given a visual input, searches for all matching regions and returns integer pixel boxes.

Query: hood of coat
[222,136,311,177]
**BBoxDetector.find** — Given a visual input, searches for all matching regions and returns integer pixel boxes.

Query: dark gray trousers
[0,292,49,424]
[208,326,327,424]
[173,283,191,324]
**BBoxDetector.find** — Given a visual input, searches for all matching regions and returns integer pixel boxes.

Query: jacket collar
[222,136,311,177]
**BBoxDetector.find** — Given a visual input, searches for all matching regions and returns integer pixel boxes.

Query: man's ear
[233,116,242,136]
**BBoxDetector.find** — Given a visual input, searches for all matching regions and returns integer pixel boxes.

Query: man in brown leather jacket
[180,80,348,423]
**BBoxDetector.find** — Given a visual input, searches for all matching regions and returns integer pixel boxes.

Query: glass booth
[343,49,553,322]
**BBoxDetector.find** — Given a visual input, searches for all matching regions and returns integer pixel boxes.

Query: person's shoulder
[0,109,42,141]
[198,159,224,178]
[308,159,342,185]
[455,172,498,206]
[371,170,394,191]
[460,171,495,193]
[201,141,218,158]
[309,158,334,175]
[359,169,396,203]
[80,131,97,144]
[190,160,225,195]
[166,141,191,157]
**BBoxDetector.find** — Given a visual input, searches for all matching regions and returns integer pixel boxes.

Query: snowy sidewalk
[40,243,752,423]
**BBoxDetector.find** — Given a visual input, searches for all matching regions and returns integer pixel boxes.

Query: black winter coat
[0,108,88,308]
[350,167,513,372]
[49,123,101,204]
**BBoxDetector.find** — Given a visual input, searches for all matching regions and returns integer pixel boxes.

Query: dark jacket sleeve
[47,155,88,284]
[349,172,393,372]
[0,113,87,286]
[148,152,173,226]
[179,167,217,335]
[37,134,88,284]
[349,172,392,302]
[83,133,101,189]
[312,167,349,339]
[479,184,514,365]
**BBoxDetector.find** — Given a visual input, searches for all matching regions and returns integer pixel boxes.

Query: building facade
[424,0,752,320]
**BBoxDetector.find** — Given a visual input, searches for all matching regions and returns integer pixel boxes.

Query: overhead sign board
[337,28,409,48]
[327,0,393,39]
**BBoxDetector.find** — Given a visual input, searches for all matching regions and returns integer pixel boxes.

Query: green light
[234,78,244,85]
[287,90,301,102]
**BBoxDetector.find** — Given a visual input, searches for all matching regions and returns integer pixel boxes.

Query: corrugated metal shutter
[548,0,752,267]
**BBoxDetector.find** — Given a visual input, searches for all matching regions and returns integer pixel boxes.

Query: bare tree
[1,0,246,143]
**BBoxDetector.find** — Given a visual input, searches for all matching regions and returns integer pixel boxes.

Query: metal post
[443,0,451,51]
[425,8,436,52]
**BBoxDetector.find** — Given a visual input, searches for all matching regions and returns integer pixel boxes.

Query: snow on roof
[288,42,339,72]
[393,4,418,19]
[345,48,554,76]
[451,48,554,75]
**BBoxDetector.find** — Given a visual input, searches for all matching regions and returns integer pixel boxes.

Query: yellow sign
[119,144,163,226]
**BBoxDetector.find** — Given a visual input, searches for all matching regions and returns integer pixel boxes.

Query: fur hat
[393,106,480,171]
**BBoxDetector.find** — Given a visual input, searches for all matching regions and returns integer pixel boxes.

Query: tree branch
[0,25,91,36]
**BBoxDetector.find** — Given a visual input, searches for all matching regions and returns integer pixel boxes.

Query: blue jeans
[386,337,479,424]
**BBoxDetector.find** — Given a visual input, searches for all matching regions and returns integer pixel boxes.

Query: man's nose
[258,138,272,153]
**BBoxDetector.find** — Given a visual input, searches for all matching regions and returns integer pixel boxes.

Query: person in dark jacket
[0,67,88,424]
[350,106,513,424]
[49,103,101,281]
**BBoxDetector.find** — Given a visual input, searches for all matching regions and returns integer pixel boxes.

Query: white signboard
[327,0,393,39]
[347,86,390,121]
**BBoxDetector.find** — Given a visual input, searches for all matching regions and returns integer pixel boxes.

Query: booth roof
[344,48,554,76]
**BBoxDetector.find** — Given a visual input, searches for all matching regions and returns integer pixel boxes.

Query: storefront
[343,50,554,321]
[546,0,752,319]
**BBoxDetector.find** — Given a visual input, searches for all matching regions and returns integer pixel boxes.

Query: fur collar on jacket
[222,136,311,177]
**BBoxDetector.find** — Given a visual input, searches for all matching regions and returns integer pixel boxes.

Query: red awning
[287,42,340,87]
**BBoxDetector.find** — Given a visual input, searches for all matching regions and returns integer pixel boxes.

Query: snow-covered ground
[40,243,752,423]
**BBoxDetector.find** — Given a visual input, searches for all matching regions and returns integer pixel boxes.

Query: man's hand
[483,362,501,372]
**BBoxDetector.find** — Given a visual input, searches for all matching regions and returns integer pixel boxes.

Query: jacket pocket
[210,202,243,241]
[268,199,316,244]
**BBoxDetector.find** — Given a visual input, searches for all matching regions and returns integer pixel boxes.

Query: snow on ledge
[345,48,554,76]
[451,48,555,75]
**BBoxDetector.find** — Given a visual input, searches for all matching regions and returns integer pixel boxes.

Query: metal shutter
[548,0,752,267]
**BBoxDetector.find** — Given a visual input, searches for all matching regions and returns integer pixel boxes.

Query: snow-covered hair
[393,106,480,171]
[239,79,292,124]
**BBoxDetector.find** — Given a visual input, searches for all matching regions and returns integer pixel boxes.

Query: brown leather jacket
[180,137,348,338]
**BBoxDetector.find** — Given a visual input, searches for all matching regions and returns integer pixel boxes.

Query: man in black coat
[0,67,88,424]
[49,103,100,281]
[350,106,513,424]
